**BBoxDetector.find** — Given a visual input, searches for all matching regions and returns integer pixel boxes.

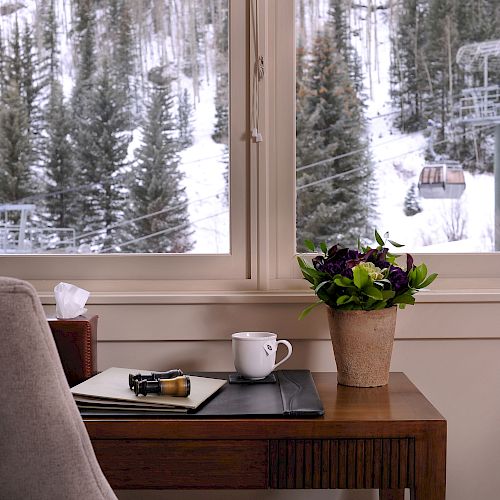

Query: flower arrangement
[297,231,437,318]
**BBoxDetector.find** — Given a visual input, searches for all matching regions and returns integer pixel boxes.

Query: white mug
[232,332,293,380]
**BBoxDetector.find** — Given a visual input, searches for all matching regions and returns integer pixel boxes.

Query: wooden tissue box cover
[48,315,98,387]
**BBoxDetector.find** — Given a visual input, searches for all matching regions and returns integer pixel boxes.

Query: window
[0,0,232,255]
[0,0,251,288]
[1,0,499,295]
[295,0,500,254]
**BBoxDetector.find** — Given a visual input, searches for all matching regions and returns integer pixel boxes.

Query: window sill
[38,288,500,305]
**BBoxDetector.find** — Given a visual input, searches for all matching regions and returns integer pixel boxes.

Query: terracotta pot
[326,307,397,387]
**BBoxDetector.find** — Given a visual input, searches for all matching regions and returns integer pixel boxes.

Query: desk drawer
[93,439,268,489]
[269,438,415,489]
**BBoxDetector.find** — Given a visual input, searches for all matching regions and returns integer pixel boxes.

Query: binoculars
[129,369,190,397]
[134,375,191,397]
[129,369,184,390]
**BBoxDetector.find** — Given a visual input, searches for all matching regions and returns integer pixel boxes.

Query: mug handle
[273,340,293,370]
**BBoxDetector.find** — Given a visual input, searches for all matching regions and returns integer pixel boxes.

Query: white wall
[48,300,500,500]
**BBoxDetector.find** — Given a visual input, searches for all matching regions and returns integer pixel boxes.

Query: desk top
[85,372,445,441]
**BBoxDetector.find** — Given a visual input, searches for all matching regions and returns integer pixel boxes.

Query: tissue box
[48,315,98,387]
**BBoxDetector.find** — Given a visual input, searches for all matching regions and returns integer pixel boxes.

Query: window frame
[1,0,500,297]
[0,0,256,292]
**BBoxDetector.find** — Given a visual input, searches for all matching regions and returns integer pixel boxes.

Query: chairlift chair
[418,162,466,199]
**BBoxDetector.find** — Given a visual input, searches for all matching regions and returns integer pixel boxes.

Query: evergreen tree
[390,0,430,132]
[0,84,31,203]
[71,0,98,234]
[0,18,33,206]
[77,59,132,248]
[403,183,423,216]
[107,0,136,122]
[128,80,192,253]
[43,81,76,229]
[178,88,194,148]
[296,21,374,251]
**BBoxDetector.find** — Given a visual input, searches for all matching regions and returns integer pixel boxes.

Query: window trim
[0,0,255,291]
[2,0,500,297]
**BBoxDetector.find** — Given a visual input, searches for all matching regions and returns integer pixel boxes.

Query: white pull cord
[251,0,263,143]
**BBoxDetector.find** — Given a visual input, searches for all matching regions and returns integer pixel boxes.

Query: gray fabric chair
[0,277,117,500]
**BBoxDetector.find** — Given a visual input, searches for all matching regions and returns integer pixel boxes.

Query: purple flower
[388,266,409,292]
[313,246,360,279]
[364,248,391,270]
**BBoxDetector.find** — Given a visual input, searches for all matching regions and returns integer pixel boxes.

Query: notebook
[71,367,227,412]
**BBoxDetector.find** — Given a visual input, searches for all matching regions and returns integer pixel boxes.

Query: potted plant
[297,231,437,387]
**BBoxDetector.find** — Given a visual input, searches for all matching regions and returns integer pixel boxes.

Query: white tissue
[54,282,90,319]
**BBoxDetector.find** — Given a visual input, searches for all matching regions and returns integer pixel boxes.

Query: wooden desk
[85,372,446,499]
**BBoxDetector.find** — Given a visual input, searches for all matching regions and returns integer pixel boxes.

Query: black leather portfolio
[79,370,324,418]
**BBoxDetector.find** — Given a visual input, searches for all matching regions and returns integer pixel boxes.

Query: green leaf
[381,290,396,300]
[336,295,353,306]
[334,276,355,288]
[314,280,330,293]
[320,242,328,255]
[418,273,438,289]
[374,229,385,246]
[415,263,427,286]
[298,300,324,320]
[353,266,370,290]
[372,300,388,310]
[393,294,415,305]
[364,286,383,300]
[388,239,404,248]
[304,240,315,252]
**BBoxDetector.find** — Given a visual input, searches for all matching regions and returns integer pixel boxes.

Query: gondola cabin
[418,163,466,199]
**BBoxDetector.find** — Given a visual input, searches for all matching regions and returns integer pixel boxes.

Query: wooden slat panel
[295,440,305,489]
[278,439,287,488]
[312,440,322,488]
[399,438,408,488]
[338,439,348,488]
[391,439,400,488]
[356,439,365,488]
[304,439,313,488]
[373,438,383,489]
[321,439,330,488]
[382,438,392,488]
[267,438,414,490]
[408,438,415,486]
[330,439,339,489]
[347,440,357,488]
[286,439,296,488]
[269,440,279,488]
[364,438,374,488]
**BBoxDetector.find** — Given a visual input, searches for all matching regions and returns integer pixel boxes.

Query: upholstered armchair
[0,277,117,500]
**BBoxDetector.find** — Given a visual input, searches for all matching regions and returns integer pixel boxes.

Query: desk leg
[410,425,447,500]
[379,488,404,500]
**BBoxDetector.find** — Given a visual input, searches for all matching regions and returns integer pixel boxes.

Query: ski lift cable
[52,191,226,247]
[298,94,475,173]
[297,122,495,177]
[310,91,468,136]
[13,153,228,204]
[100,210,229,253]
[296,124,496,192]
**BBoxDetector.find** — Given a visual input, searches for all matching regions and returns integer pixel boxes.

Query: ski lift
[418,161,466,199]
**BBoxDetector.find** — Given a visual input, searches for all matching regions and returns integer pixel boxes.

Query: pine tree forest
[0,0,228,253]
[0,1,499,254]
[297,0,499,251]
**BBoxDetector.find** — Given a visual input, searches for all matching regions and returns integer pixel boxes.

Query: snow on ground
[178,80,229,254]
[353,3,494,252]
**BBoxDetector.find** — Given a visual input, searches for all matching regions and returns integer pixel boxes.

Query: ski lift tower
[456,40,500,249]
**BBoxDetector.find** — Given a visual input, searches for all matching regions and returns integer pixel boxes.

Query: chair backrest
[0,277,117,500]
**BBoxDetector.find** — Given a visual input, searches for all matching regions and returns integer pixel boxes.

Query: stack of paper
[71,367,227,414]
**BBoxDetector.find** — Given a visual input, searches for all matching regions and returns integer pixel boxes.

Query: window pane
[0,0,229,254]
[296,0,499,252]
